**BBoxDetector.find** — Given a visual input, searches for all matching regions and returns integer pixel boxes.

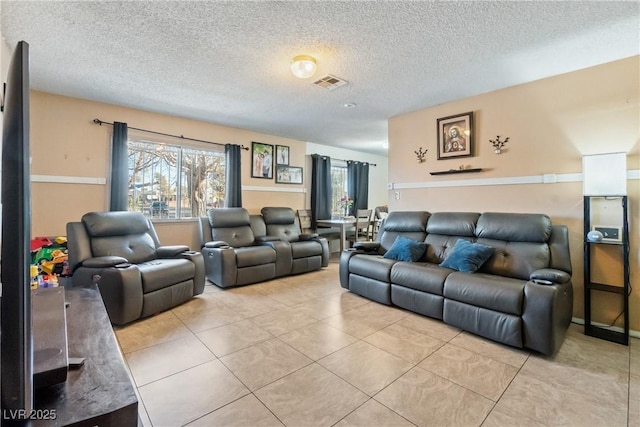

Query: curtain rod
[313,154,377,167]
[92,118,249,150]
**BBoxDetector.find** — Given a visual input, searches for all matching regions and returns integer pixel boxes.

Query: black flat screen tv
[1,40,33,415]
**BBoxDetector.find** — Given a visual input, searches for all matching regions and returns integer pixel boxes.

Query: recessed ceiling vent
[312,74,349,91]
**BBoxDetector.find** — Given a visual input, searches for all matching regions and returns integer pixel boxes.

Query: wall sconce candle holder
[414,147,428,163]
[490,135,509,154]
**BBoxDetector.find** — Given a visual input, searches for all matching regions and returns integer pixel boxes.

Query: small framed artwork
[437,111,474,160]
[276,165,303,184]
[276,145,290,165]
[251,141,274,179]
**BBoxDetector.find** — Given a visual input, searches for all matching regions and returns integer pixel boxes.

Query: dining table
[316,217,379,253]
[315,217,356,253]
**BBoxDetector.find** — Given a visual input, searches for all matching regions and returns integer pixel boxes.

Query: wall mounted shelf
[583,195,629,345]
[430,168,482,176]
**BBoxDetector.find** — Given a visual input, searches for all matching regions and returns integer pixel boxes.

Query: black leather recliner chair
[199,207,330,288]
[261,207,330,274]
[199,208,278,287]
[67,211,205,325]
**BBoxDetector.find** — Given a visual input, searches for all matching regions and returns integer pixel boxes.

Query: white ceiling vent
[312,74,349,91]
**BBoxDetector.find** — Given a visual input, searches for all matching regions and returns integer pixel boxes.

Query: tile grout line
[477,351,533,426]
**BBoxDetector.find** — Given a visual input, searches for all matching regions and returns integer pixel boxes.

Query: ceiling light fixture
[290,55,317,79]
[344,103,357,108]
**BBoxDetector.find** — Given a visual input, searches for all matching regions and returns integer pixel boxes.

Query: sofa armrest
[157,245,191,258]
[204,240,230,248]
[179,250,205,295]
[530,268,571,285]
[299,233,319,241]
[70,263,143,324]
[96,265,144,325]
[257,240,292,276]
[523,280,573,355]
[82,256,129,268]
[201,246,237,287]
[339,248,367,289]
[353,241,380,253]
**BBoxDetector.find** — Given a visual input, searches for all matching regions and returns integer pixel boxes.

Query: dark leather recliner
[340,211,573,355]
[199,207,330,288]
[199,208,278,287]
[261,207,330,274]
[67,211,205,325]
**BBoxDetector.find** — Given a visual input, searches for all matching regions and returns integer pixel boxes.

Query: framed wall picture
[276,165,303,184]
[276,145,290,165]
[437,111,474,160]
[251,141,274,179]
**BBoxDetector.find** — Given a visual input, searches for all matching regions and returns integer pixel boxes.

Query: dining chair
[296,209,314,234]
[347,209,373,247]
[373,205,389,240]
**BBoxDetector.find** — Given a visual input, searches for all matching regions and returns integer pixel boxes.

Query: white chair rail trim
[390,170,639,190]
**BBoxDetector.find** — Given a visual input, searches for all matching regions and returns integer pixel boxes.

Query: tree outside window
[128,140,225,219]
[330,164,348,217]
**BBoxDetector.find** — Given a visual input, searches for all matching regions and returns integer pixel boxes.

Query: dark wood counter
[33,285,138,426]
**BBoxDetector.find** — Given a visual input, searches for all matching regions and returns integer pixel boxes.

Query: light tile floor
[114,261,639,427]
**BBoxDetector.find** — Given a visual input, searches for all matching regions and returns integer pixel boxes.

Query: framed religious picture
[276,145,290,165]
[275,165,303,184]
[251,141,274,179]
[437,111,474,160]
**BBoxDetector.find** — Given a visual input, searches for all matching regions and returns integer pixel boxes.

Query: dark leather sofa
[67,211,205,325]
[199,207,329,288]
[339,211,573,355]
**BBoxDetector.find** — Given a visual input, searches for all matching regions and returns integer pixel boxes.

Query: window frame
[127,137,225,220]
[330,161,349,217]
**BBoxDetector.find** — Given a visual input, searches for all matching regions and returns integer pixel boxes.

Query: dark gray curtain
[310,154,332,228]
[225,144,242,207]
[109,121,129,211]
[347,161,369,215]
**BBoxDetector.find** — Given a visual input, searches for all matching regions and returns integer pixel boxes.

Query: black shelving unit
[583,195,629,345]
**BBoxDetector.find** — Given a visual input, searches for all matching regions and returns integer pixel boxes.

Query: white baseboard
[571,317,639,339]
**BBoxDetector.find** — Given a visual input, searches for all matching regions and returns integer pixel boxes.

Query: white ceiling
[1,1,638,156]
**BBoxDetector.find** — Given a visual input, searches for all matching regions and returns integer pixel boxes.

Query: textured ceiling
[1,1,639,155]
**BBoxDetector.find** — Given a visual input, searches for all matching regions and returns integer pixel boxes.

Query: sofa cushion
[383,236,427,262]
[83,211,151,237]
[291,240,322,259]
[208,208,256,247]
[138,258,195,293]
[234,246,276,267]
[349,254,397,282]
[475,239,550,280]
[261,207,301,242]
[426,212,480,236]
[378,211,429,251]
[250,214,267,238]
[390,262,451,295]
[424,235,466,264]
[440,239,495,273]
[443,272,525,315]
[476,213,551,243]
[90,234,157,264]
[443,299,523,348]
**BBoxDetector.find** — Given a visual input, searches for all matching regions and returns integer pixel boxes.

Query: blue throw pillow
[440,239,495,273]
[383,236,427,262]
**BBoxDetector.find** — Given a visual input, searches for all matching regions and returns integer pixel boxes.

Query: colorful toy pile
[30,236,69,289]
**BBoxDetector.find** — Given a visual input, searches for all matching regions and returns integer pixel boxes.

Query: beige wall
[29,92,389,250]
[29,92,310,247]
[305,141,389,210]
[388,56,640,331]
